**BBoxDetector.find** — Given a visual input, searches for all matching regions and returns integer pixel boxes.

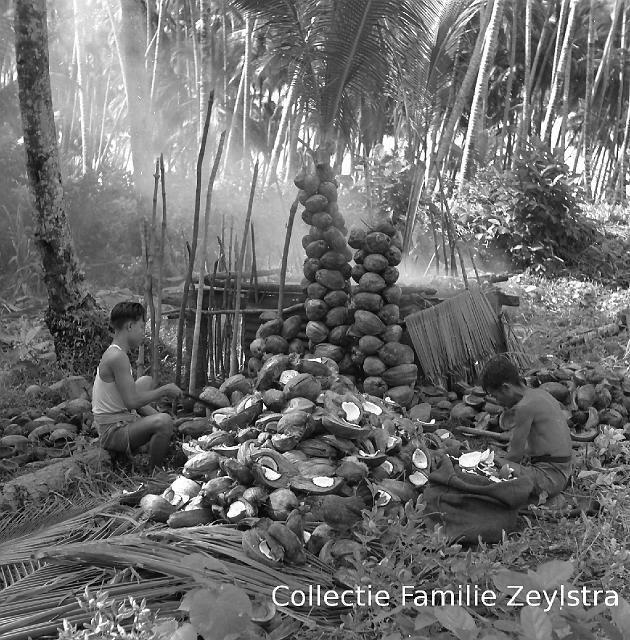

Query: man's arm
[505,404,533,463]
[110,354,178,409]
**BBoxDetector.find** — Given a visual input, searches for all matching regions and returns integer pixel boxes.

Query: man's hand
[161,383,182,399]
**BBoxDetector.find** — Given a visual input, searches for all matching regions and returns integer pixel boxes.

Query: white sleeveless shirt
[92,344,133,416]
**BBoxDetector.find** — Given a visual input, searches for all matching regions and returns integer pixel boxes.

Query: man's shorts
[509,459,573,499]
[93,412,138,456]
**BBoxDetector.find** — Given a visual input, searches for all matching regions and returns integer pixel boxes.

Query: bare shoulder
[513,389,545,419]
[100,347,130,378]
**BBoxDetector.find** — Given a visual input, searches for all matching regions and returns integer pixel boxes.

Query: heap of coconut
[138,354,452,569]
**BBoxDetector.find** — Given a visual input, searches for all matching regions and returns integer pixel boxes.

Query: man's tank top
[92,344,133,416]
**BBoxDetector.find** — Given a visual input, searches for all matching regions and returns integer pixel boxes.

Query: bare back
[513,388,572,458]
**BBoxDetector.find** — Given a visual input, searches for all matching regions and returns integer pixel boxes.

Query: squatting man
[92,302,182,469]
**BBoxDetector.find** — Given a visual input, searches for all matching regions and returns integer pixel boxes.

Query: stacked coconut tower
[246,159,418,404]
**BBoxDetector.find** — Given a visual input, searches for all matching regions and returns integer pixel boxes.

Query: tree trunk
[498,5,517,168]
[14,0,110,377]
[514,0,532,164]
[617,58,630,201]
[266,69,299,187]
[541,0,578,145]
[119,0,152,199]
[200,0,212,133]
[72,0,89,174]
[558,43,571,158]
[457,0,506,186]
[583,0,595,201]
[242,15,252,164]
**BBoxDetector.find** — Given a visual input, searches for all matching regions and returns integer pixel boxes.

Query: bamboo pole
[437,167,469,288]
[152,154,167,385]
[250,221,259,304]
[189,131,226,395]
[175,92,214,389]
[278,196,299,317]
[426,202,441,275]
[230,161,259,376]
[147,158,159,381]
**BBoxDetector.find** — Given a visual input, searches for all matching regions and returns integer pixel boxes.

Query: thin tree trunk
[458,0,506,186]
[72,0,88,174]
[514,0,532,164]
[583,0,595,201]
[230,161,258,376]
[551,0,570,91]
[222,0,228,114]
[611,0,628,196]
[190,131,226,394]
[617,65,630,201]
[223,61,245,170]
[266,69,299,187]
[119,0,152,198]
[175,93,214,389]
[153,154,167,385]
[242,15,252,164]
[558,44,571,157]
[200,0,212,135]
[541,0,578,145]
[498,5,517,168]
[592,0,623,118]
[15,0,109,376]
[149,0,164,111]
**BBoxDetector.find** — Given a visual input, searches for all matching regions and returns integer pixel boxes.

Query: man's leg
[135,376,158,416]
[126,413,174,469]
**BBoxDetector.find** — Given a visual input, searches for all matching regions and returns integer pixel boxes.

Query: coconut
[140,494,177,523]
[268,489,299,520]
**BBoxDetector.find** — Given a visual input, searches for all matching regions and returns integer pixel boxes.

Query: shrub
[454,143,598,275]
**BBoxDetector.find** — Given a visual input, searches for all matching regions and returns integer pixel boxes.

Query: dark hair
[480,355,522,391]
[110,302,146,330]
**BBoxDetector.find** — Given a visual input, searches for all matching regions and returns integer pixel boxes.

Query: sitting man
[92,302,182,470]
[480,355,573,500]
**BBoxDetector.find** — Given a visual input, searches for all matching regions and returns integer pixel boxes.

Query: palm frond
[0,526,348,638]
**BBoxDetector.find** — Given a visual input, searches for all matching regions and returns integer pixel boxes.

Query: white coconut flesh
[381,460,394,474]
[375,491,392,507]
[262,467,282,481]
[412,449,429,470]
[341,402,361,423]
[184,496,204,511]
[409,471,429,487]
[434,429,451,440]
[386,436,400,450]
[214,413,229,425]
[303,531,311,543]
[169,493,189,508]
[227,501,247,519]
[479,449,494,465]
[312,476,335,488]
[458,451,483,468]
[259,540,279,560]
[362,401,383,416]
